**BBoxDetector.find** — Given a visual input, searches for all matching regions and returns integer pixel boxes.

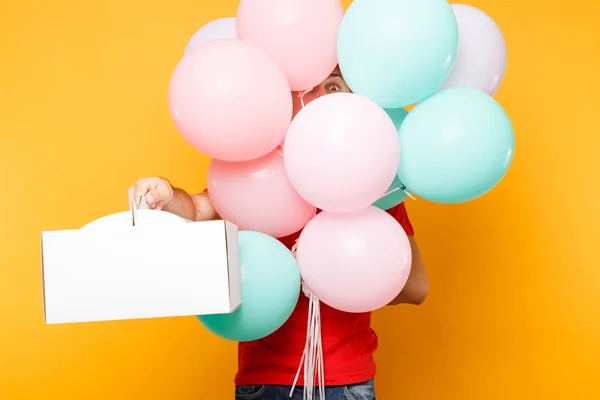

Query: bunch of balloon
[338,0,514,204]
[290,0,514,315]
[167,0,514,393]
[167,0,346,342]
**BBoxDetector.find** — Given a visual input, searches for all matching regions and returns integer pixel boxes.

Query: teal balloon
[384,107,409,132]
[397,88,514,204]
[372,108,409,210]
[197,231,300,342]
[372,176,408,210]
[337,0,459,108]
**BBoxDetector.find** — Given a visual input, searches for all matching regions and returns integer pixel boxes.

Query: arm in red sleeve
[386,202,429,306]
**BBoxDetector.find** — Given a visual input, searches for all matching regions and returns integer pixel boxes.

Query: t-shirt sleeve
[388,202,414,236]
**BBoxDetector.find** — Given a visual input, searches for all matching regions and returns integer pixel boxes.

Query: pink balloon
[283,93,400,213]
[207,150,316,238]
[236,0,344,91]
[296,206,412,313]
[168,39,292,162]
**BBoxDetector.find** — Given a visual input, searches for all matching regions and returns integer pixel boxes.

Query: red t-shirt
[234,203,414,386]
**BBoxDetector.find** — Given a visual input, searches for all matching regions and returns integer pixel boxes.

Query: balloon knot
[297,88,315,109]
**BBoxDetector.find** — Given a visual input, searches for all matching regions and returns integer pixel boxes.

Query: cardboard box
[41,208,241,324]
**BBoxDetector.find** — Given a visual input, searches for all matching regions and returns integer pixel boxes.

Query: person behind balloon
[129,66,428,400]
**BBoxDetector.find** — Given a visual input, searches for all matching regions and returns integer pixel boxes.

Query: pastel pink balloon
[236,0,344,91]
[296,206,412,313]
[168,39,292,162]
[207,150,316,238]
[283,93,400,213]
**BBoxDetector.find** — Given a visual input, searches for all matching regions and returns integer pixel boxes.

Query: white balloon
[184,17,237,55]
[438,4,507,96]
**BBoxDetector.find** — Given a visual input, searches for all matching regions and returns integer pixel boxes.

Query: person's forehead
[330,65,341,77]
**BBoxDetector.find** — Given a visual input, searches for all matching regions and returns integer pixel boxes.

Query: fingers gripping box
[40,206,241,324]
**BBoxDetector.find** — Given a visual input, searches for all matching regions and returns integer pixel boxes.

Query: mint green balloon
[197,231,300,342]
[372,176,408,210]
[373,107,409,210]
[337,0,458,108]
[385,107,409,132]
[397,88,514,204]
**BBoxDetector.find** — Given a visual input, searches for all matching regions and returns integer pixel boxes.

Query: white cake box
[41,206,241,324]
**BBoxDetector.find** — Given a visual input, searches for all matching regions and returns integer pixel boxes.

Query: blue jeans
[234,379,375,400]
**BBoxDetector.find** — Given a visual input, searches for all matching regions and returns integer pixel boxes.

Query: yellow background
[1,0,598,398]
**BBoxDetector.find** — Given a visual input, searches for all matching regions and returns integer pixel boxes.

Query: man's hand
[128,177,219,222]
[128,177,174,210]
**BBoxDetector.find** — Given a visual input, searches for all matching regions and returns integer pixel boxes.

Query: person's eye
[322,76,348,94]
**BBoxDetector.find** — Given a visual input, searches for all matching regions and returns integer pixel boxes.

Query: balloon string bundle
[290,240,325,400]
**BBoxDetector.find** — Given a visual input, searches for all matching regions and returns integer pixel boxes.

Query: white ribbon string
[378,183,416,201]
[290,240,325,400]
[401,186,416,201]
[382,185,401,197]
[298,88,314,109]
